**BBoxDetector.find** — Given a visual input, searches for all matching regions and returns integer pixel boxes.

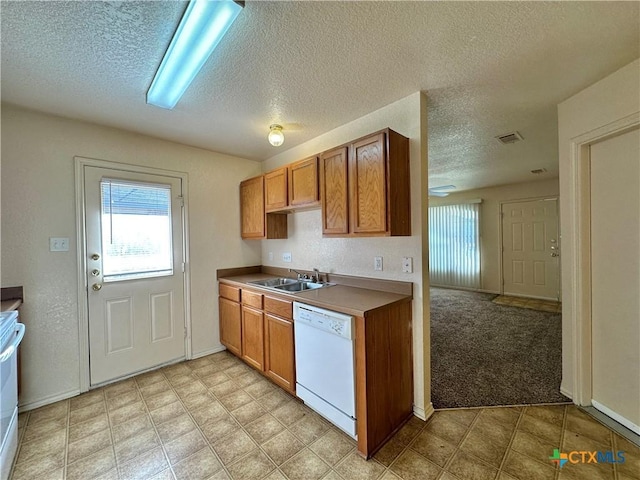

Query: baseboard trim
[192,345,227,359]
[19,388,80,413]
[560,385,573,400]
[414,403,435,421]
[591,400,640,435]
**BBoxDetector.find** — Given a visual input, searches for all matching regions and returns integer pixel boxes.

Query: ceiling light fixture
[428,185,456,197]
[146,0,243,109]
[268,124,285,147]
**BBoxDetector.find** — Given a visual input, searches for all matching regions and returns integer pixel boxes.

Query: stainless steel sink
[248,278,299,287]
[272,281,324,292]
[247,277,331,294]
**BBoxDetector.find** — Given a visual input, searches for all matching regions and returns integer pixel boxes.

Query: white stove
[0,310,25,480]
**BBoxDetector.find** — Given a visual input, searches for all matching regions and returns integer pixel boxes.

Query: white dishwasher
[0,310,26,480]
[293,302,356,438]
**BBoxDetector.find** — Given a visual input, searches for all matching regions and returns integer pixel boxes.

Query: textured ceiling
[1,1,639,191]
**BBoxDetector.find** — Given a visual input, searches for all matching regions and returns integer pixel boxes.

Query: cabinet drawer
[219,283,240,302]
[242,289,263,309]
[264,296,293,320]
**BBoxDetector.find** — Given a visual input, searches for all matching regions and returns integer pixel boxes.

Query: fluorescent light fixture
[147,0,243,109]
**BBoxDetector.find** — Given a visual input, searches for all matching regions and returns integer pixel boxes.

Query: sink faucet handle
[288,268,309,281]
[312,268,321,283]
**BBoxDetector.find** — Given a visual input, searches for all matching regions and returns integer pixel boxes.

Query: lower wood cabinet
[264,313,295,393]
[355,299,414,458]
[219,280,414,459]
[219,283,295,395]
[241,305,265,370]
[263,294,296,395]
[219,286,242,357]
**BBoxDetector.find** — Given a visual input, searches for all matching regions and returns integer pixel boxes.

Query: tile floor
[492,295,562,313]
[10,351,639,480]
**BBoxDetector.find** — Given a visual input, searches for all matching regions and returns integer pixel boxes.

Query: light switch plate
[402,257,413,273]
[374,256,383,271]
[50,237,69,252]
[268,252,274,261]
[282,252,292,263]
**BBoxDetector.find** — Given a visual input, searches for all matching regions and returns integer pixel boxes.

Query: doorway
[589,127,640,434]
[76,158,190,388]
[501,198,560,301]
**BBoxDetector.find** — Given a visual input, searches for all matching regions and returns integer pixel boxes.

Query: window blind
[100,179,173,280]
[428,202,481,289]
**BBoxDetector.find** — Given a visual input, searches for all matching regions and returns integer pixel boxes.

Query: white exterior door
[502,198,560,300]
[590,128,640,434]
[84,165,186,386]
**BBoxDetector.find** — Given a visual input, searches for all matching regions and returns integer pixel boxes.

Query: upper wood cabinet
[321,129,410,237]
[265,168,288,212]
[265,157,320,213]
[320,147,349,235]
[288,157,319,207]
[240,175,287,239]
[240,175,265,238]
[350,133,388,234]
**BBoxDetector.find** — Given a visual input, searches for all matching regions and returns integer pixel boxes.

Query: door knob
[91,253,100,260]
[92,283,102,291]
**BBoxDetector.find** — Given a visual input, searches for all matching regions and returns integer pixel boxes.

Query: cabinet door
[265,168,288,212]
[241,306,264,370]
[240,176,265,239]
[350,133,387,234]
[288,157,319,207]
[264,313,295,394]
[219,297,242,357]
[320,147,349,235]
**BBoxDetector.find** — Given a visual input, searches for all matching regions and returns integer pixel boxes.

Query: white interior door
[84,166,186,386]
[502,198,560,300]
[590,127,640,434]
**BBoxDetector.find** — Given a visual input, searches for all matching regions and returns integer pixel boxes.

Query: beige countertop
[219,273,411,317]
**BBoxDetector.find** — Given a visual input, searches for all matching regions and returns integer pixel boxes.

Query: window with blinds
[428,202,481,289]
[100,179,173,281]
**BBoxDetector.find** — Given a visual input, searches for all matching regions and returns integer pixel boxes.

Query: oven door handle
[0,323,25,363]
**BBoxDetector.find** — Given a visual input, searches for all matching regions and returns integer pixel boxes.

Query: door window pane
[101,179,173,281]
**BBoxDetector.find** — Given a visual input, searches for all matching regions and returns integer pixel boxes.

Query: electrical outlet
[268,252,274,261]
[402,257,413,273]
[374,256,383,271]
[50,237,69,252]
[282,252,292,263]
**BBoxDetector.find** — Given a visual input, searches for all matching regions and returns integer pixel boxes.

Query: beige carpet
[431,287,569,409]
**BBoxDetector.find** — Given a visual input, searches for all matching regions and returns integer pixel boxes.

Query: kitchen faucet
[289,268,322,283]
[289,268,310,281]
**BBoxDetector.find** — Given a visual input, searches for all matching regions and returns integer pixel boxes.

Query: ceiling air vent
[495,131,523,144]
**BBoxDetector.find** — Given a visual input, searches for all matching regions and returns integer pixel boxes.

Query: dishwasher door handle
[0,323,25,363]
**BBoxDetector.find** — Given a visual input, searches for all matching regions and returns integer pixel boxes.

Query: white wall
[1,104,262,409]
[259,92,432,417]
[558,58,640,400]
[429,178,559,293]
